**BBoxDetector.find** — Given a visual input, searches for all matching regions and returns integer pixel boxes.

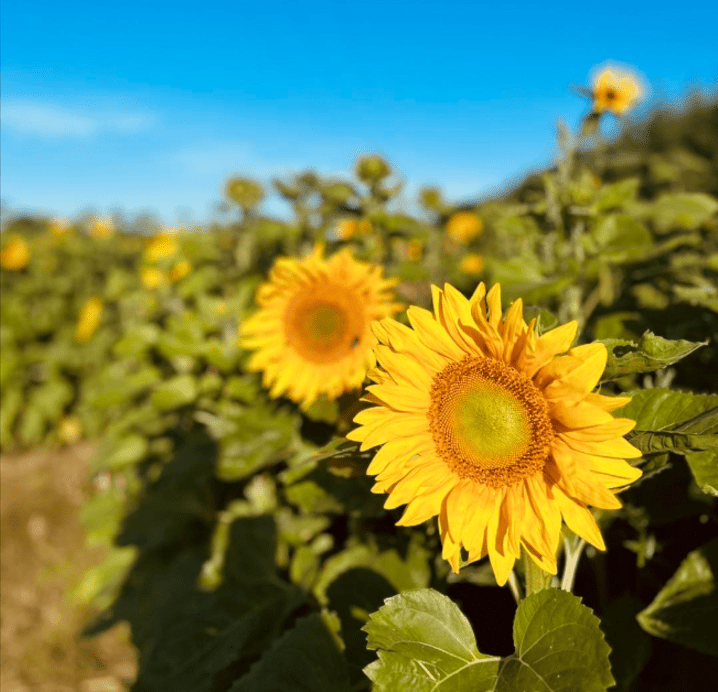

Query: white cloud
[2,99,157,138]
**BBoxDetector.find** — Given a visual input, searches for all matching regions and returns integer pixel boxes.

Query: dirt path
[1,443,137,692]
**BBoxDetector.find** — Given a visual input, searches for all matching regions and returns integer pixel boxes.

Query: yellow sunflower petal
[406,306,466,361]
[538,343,607,400]
[444,480,474,544]
[373,319,448,373]
[553,487,606,550]
[558,431,643,459]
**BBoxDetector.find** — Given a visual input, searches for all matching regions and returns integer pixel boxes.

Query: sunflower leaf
[616,390,718,488]
[227,614,351,692]
[495,588,614,692]
[685,450,718,496]
[363,589,500,692]
[637,539,718,656]
[616,389,718,432]
[600,331,706,381]
[364,589,615,692]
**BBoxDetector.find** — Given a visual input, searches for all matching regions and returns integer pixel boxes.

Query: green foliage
[616,389,718,487]
[364,588,614,692]
[600,332,706,382]
[364,589,500,691]
[638,539,718,656]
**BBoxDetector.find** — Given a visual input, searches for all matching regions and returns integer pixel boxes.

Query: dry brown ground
[1,443,137,692]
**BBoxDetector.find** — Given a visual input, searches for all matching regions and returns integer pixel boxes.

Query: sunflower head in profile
[240,244,402,410]
[592,67,642,116]
[347,283,642,585]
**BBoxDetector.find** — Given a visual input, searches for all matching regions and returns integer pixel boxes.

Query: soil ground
[1,443,137,692]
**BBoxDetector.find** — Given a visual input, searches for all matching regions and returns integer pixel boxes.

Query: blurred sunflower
[58,415,83,445]
[145,232,180,262]
[90,215,115,239]
[460,253,484,274]
[592,68,642,116]
[141,266,168,290]
[446,211,483,244]
[240,244,402,409]
[0,235,31,271]
[335,218,372,241]
[347,283,641,584]
[168,259,192,283]
[75,297,104,343]
[49,217,72,237]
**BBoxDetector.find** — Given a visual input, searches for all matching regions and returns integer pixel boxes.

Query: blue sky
[2,0,717,224]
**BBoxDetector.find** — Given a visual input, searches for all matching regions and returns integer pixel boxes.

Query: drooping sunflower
[592,67,642,116]
[347,283,641,584]
[240,244,402,409]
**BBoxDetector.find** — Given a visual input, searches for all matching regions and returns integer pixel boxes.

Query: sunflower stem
[507,570,523,603]
[522,549,553,595]
[561,535,587,592]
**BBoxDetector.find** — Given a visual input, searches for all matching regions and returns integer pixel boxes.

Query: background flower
[240,244,401,409]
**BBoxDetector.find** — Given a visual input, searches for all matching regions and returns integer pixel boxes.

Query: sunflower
[89,215,115,239]
[347,283,641,585]
[460,253,484,275]
[141,266,168,290]
[75,297,104,343]
[240,244,402,409]
[592,68,642,116]
[446,211,483,244]
[335,218,373,241]
[145,232,180,262]
[58,415,83,445]
[168,259,192,283]
[0,235,30,271]
[49,217,72,238]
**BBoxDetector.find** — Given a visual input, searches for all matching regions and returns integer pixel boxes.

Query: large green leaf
[363,589,500,692]
[94,433,149,471]
[151,374,198,411]
[685,450,718,496]
[228,614,351,692]
[364,589,615,692]
[591,215,652,262]
[495,588,614,692]
[616,390,718,482]
[651,192,718,233]
[600,331,705,381]
[594,178,640,212]
[638,539,718,655]
[616,389,718,432]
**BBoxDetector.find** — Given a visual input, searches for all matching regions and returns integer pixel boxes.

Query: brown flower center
[285,283,366,363]
[427,357,553,487]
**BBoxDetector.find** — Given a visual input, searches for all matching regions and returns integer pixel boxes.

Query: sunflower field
[2,86,718,692]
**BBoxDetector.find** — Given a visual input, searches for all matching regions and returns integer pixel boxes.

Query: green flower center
[428,357,553,487]
[452,386,530,467]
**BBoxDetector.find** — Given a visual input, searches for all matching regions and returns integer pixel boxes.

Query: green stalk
[522,548,553,595]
